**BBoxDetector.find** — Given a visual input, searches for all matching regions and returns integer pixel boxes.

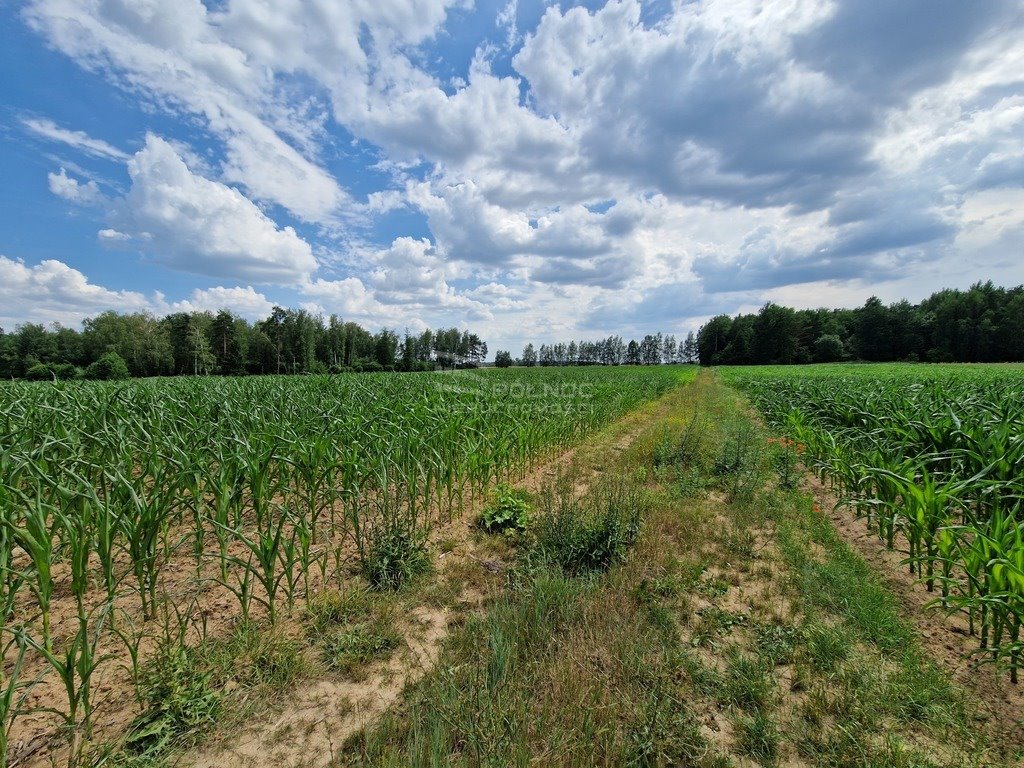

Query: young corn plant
[85,466,119,606]
[284,507,316,602]
[109,462,178,621]
[222,508,291,624]
[0,519,32,768]
[204,440,247,583]
[5,489,57,652]
[22,602,114,768]
[0,629,30,768]
[977,509,1024,683]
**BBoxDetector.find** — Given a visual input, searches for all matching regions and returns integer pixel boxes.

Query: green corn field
[723,364,1024,685]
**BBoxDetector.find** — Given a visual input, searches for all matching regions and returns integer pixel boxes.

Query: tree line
[696,281,1024,366]
[0,307,488,380]
[495,332,699,368]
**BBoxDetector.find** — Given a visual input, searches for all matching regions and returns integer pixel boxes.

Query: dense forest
[503,282,1024,369]
[0,307,487,380]
[695,282,1024,366]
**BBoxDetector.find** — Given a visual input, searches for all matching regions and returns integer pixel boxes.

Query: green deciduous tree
[521,343,537,367]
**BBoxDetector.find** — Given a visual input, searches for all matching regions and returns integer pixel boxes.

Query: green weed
[478,484,531,534]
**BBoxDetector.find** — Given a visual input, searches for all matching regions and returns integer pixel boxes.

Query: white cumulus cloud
[0,256,152,327]
[163,285,276,319]
[108,134,319,285]
[48,168,105,205]
[24,0,350,223]
[16,0,1024,349]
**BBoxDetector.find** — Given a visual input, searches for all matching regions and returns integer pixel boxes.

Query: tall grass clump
[533,479,645,574]
[352,483,431,591]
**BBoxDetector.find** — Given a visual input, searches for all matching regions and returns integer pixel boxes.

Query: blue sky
[2,0,1023,354]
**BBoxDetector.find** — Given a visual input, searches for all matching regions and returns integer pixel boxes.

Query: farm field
[1,363,1023,767]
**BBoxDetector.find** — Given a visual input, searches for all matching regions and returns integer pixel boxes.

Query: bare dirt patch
[186,605,449,768]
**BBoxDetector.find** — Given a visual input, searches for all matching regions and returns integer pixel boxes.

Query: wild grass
[323,622,403,677]
[304,587,402,677]
[531,478,644,575]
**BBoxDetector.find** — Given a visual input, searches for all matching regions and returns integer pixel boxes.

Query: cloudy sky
[2,0,1023,353]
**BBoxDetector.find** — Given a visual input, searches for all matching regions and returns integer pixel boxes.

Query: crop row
[724,365,1024,683]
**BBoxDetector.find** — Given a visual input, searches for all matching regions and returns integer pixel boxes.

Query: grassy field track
[334,369,1021,767]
